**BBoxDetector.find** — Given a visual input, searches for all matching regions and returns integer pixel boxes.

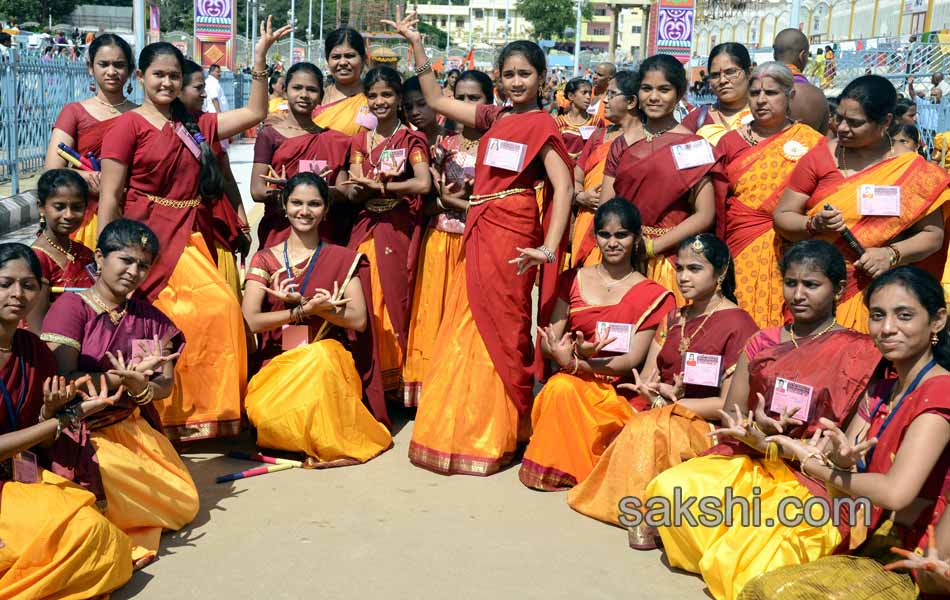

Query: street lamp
[573,0,582,75]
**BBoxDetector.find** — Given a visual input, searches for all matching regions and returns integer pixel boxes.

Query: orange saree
[519,272,675,491]
[572,126,620,268]
[719,124,825,328]
[788,146,950,332]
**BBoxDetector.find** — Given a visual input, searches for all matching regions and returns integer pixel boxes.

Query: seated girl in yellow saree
[774,75,949,333]
[645,240,881,600]
[567,234,757,545]
[0,242,132,598]
[739,266,950,600]
[242,172,392,468]
[520,199,676,491]
[42,219,198,568]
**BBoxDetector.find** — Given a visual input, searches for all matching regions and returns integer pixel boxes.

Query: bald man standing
[588,62,616,122]
[773,28,830,134]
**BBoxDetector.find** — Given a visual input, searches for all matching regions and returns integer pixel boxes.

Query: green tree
[418,22,446,49]
[0,0,74,27]
[517,0,591,41]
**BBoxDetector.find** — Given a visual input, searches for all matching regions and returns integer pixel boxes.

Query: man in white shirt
[203,64,229,113]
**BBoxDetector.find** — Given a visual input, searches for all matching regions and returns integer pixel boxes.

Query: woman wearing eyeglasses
[682,43,753,145]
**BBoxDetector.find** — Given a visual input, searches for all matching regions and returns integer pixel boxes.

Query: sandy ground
[7,142,710,599]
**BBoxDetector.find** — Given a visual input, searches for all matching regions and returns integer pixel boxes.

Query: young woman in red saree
[386,11,573,475]
[646,240,882,600]
[680,43,752,145]
[42,220,196,568]
[0,243,132,598]
[567,234,757,540]
[775,75,948,334]
[98,22,290,441]
[741,266,950,599]
[45,34,137,248]
[601,55,728,305]
[572,70,642,268]
[402,72,489,406]
[520,199,675,491]
[251,62,351,249]
[311,27,370,136]
[27,170,96,332]
[179,59,251,300]
[242,173,391,466]
[554,77,603,159]
[338,66,431,393]
[718,62,825,329]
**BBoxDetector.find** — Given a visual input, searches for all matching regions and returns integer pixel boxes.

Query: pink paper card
[579,125,596,140]
[13,450,39,484]
[282,325,310,351]
[595,321,632,354]
[379,149,407,176]
[355,107,378,130]
[769,377,814,421]
[682,352,722,388]
[131,338,160,363]
[298,159,328,175]
[483,138,527,172]
[858,184,901,216]
[174,123,201,159]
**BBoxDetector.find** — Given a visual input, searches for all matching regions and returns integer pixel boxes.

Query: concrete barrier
[0,190,39,236]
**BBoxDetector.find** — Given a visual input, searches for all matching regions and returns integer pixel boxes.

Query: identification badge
[282,325,310,351]
[595,321,633,354]
[682,352,722,388]
[858,184,901,216]
[84,263,98,281]
[769,377,814,421]
[483,138,528,172]
[379,149,407,176]
[355,106,378,130]
[579,125,596,140]
[671,140,715,170]
[12,450,38,484]
[131,338,160,363]
[298,159,328,175]
[174,123,202,159]
[586,101,599,115]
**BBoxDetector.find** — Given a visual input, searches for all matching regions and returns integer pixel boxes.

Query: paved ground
[10,142,710,599]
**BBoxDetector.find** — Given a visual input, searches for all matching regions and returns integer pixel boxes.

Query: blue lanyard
[1,359,27,431]
[858,358,937,472]
[282,241,322,296]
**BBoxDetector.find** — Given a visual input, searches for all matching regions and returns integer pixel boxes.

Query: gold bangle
[129,384,150,401]
[645,238,656,258]
[887,243,902,267]
[132,383,154,406]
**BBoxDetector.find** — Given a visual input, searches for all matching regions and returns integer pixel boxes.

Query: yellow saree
[696,107,753,145]
[312,93,369,136]
[722,124,825,328]
[802,152,950,332]
[0,470,132,598]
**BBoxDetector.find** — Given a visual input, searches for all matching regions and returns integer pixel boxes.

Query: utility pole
[246,0,251,66]
[319,0,325,66]
[573,0,582,75]
[790,0,801,29]
[289,0,296,64]
[307,0,313,61]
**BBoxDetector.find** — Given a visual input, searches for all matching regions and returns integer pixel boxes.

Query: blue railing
[0,51,251,195]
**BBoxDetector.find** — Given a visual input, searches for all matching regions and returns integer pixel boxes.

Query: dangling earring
[88,82,96,93]
[38,214,47,230]
[126,81,133,94]
[932,332,939,346]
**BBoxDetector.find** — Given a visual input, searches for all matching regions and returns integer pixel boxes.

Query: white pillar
[134,0,145,56]
[307,0,313,61]
[574,0,582,75]
[790,0,802,29]
[289,0,296,64]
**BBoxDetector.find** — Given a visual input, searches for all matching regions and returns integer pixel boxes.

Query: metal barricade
[0,52,92,194]
[0,52,252,195]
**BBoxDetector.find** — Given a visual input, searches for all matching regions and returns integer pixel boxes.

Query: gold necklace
[87,289,128,325]
[460,135,480,152]
[644,124,675,143]
[788,319,838,349]
[95,94,128,114]
[596,264,635,292]
[43,232,74,262]
[678,296,724,353]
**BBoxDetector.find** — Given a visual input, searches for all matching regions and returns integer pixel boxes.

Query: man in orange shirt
[587,62,616,121]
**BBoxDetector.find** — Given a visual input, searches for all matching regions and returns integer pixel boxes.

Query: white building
[413,0,534,49]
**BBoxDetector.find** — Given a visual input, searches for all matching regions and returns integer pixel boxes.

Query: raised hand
[710,406,763,449]
[381,8,422,46]
[817,416,878,469]
[264,276,304,305]
[41,375,80,420]
[754,391,804,434]
[541,325,574,368]
[106,350,151,397]
[302,281,351,316]
[255,16,293,59]
[886,525,950,579]
[130,335,180,376]
[77,374,125,418]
